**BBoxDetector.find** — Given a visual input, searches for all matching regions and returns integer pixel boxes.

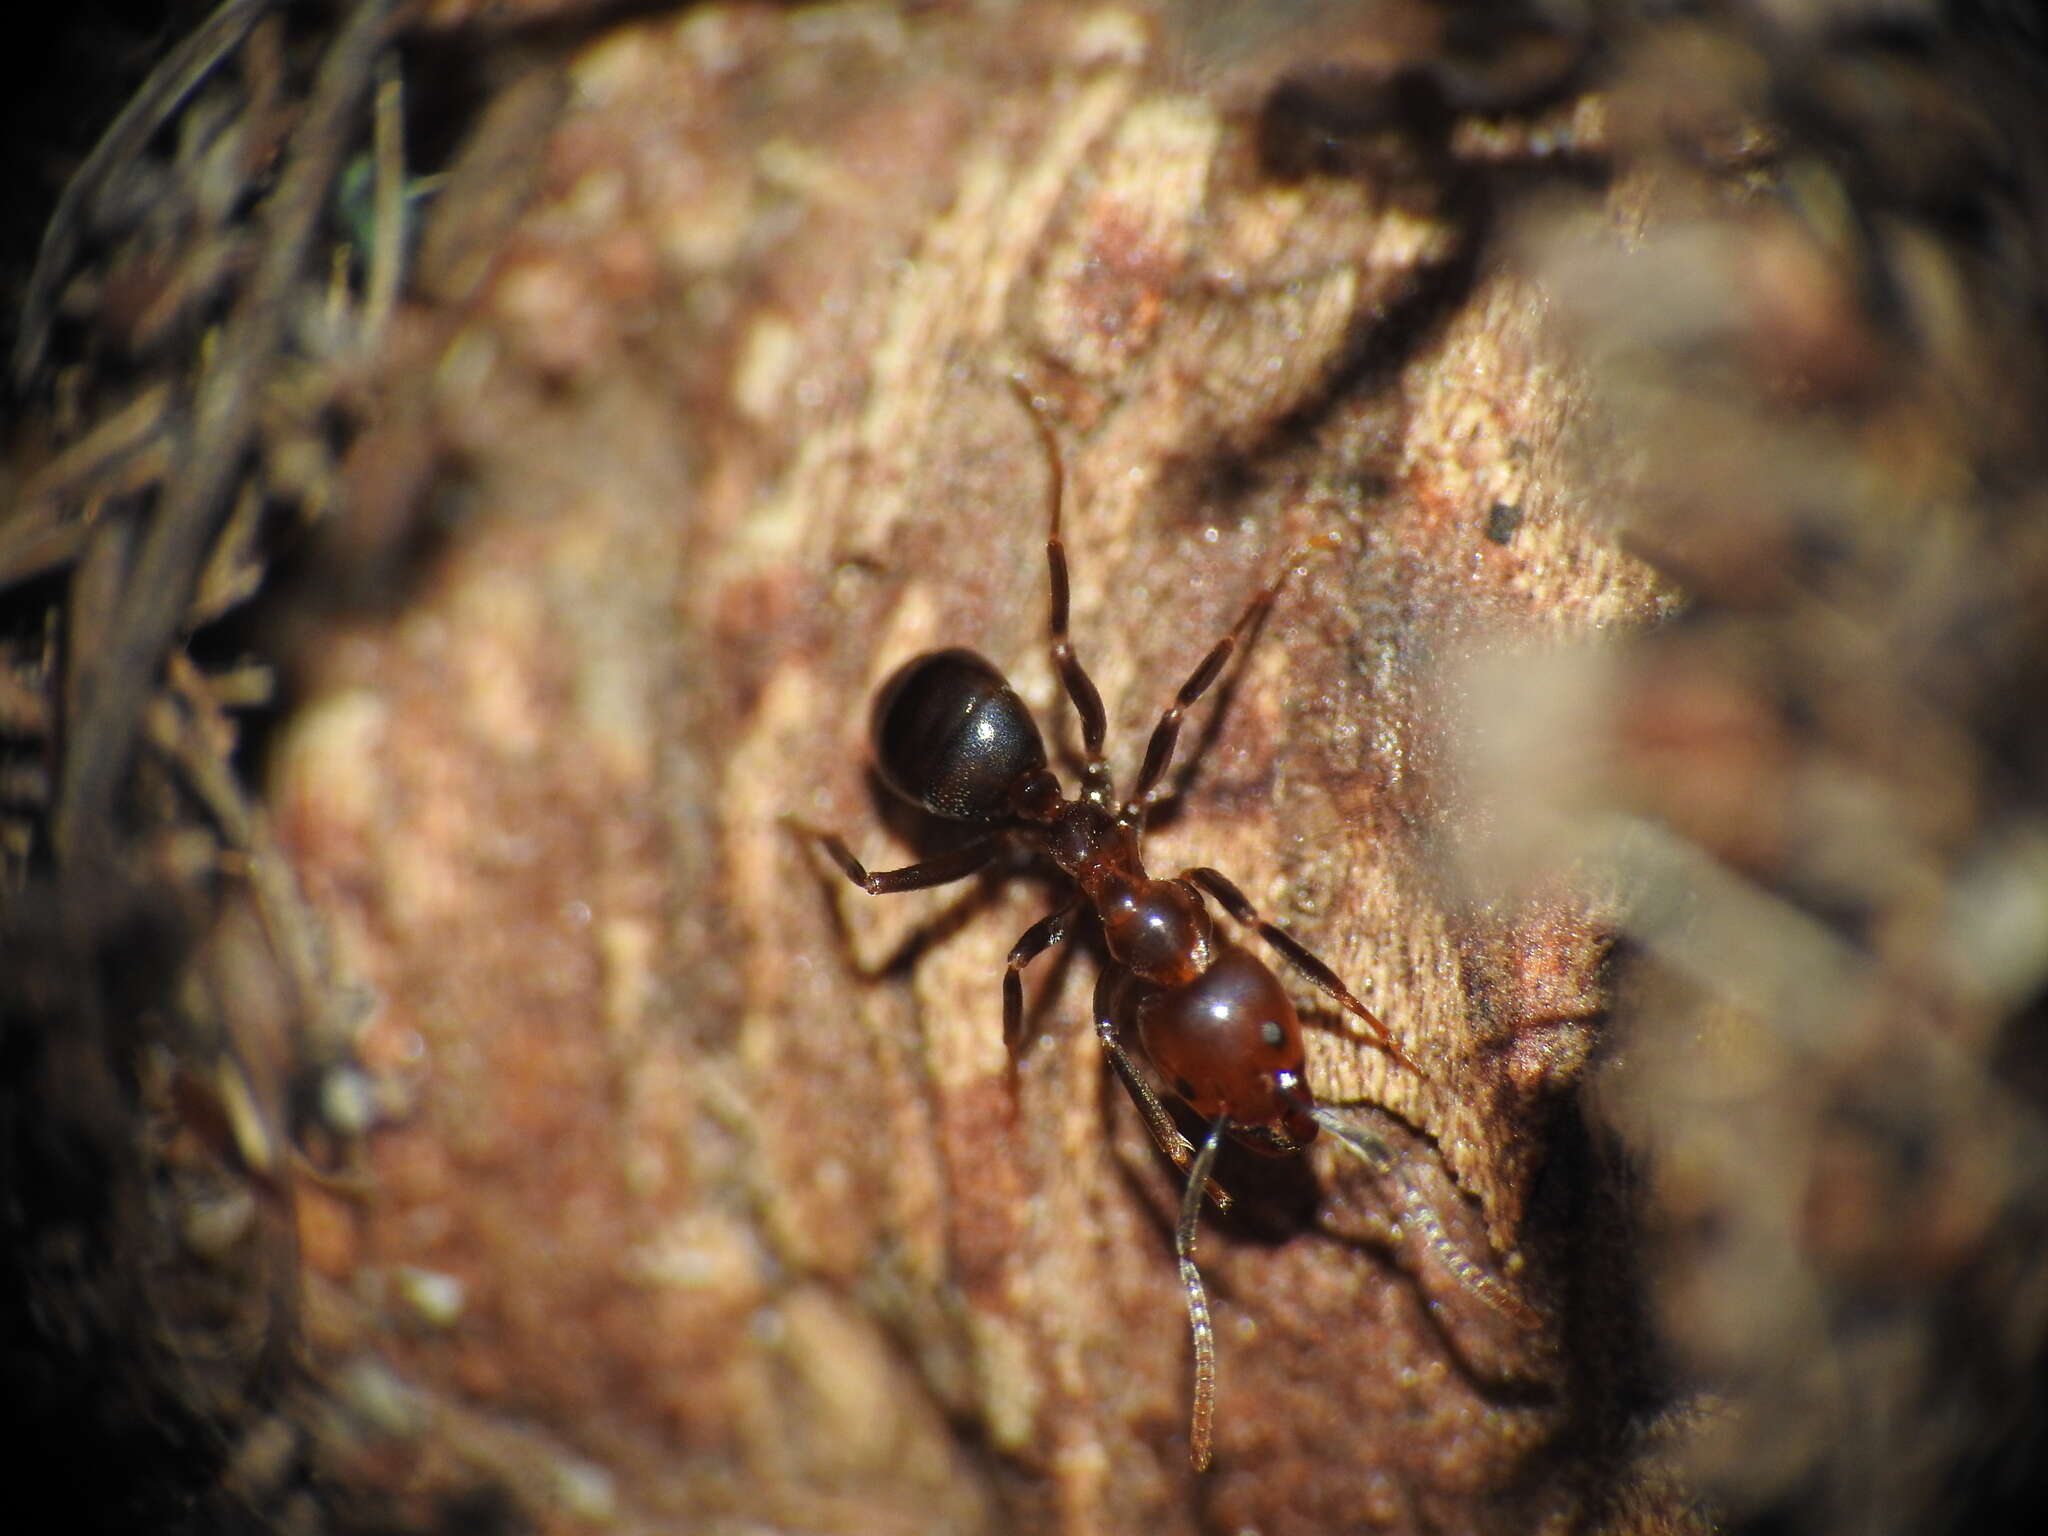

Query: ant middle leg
[1181,866,1422,1076]
[794,822,998,895]
[1003,902,1078,1045]
[1122,534,1340,819]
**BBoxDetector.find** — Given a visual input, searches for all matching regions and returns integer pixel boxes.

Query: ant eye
[1260,1021,1285,1049]
[1175,1077,1197,1101]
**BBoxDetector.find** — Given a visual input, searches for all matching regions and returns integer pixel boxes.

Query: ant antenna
[1178,1112,1230,1471]
[1312,1107,1541,1331]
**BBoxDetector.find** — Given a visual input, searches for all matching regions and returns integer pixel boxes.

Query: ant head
[1271,1069,1319,1150]
[1214,1066,1320,1155]
[1135,943,1319,1146]
[871,648,1049,823]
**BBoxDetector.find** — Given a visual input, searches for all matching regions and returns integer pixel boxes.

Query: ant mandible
[802,381,1421,1472]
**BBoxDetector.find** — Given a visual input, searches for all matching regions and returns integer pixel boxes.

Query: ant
[800,382,1422,1472]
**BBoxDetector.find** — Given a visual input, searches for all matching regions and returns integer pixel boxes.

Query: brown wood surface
[265,5,1656,1530]
[10,2,2048,1533]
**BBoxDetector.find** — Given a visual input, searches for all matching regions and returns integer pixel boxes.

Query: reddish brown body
[1130,940,1314,1145]
[802,384,1417,1469]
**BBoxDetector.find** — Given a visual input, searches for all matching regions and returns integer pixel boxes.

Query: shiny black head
[870,648,1049,822]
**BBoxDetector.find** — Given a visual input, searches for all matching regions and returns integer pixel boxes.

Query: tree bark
[12,2,2048,1533]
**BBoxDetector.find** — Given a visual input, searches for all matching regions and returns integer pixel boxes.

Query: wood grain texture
[264,7,1675,1531]
[14,1,2048,1532]
[254,2,2048,1533]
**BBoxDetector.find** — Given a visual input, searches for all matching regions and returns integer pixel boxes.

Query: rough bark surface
[10,2,2048,1534]
[268,4,1663,1531]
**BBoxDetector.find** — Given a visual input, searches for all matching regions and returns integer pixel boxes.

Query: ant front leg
[1181,866,1423,1076]
[1093,967,1233,1213]
[792,821,998,895]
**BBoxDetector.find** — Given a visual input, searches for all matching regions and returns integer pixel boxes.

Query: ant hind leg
[790,820,998,895]
[1008,379,1113,801]
[1123,533,1340,819]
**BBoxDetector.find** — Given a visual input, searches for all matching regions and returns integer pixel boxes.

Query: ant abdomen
[870,648,1047,822]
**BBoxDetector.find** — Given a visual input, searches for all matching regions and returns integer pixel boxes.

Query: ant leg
[793,821,998,895]
[1009,379,1112,801]
[1003,902,1078,1044]
[1122,533,1339,818]
[1180,866,1423,1076]
[1177,1112,1230,1473]
[1094,966,1232,1212]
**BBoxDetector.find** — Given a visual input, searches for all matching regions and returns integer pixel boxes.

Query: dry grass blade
[11,0,273,387]
[54,0,400,874]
